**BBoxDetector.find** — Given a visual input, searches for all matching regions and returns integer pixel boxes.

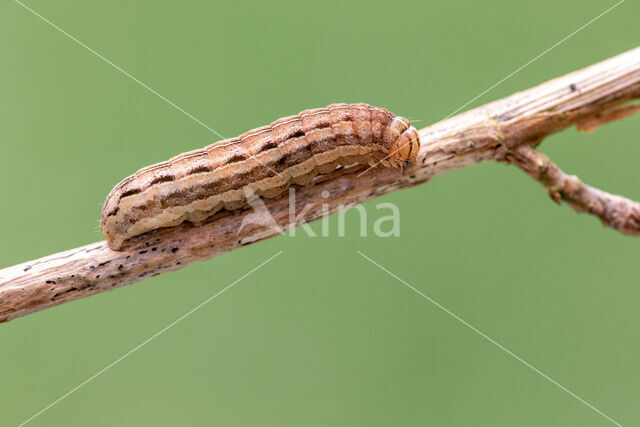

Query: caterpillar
[101,103,420,250]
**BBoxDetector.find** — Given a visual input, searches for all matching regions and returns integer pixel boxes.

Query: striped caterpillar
[101,103,420,249]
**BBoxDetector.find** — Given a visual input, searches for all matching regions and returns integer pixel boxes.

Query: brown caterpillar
[101,103,420,249]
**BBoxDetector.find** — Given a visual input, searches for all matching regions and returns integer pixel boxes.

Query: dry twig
[1,47,639,323]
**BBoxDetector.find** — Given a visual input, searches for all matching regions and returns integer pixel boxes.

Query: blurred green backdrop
[1,1,639,426]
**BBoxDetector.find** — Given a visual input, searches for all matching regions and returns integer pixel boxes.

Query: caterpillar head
[388,116,420,168]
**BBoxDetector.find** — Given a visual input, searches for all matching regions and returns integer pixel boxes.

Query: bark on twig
[1,47,640,323]
[506,144,640,234]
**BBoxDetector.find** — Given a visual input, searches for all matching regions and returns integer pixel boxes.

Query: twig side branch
[1,47,640,323]
[506,144,640,234]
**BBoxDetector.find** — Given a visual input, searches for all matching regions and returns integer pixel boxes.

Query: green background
[1,1,638,425]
